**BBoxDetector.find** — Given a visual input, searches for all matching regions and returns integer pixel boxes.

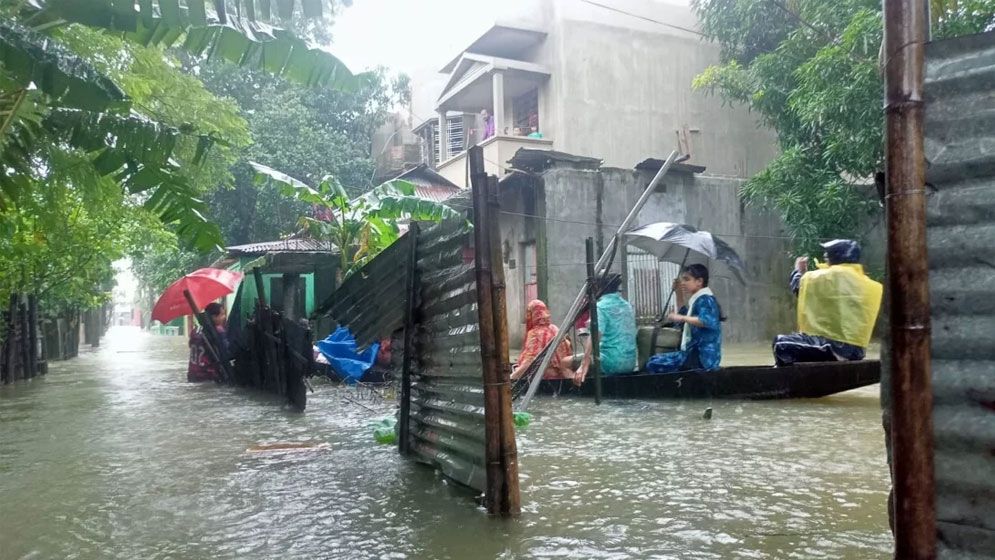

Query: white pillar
[437,111,449,164]
[492,72,505,137]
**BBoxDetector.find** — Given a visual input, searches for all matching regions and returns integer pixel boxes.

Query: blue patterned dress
[646,294,722,372]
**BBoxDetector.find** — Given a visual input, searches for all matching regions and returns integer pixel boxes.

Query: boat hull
[536,360,881,400]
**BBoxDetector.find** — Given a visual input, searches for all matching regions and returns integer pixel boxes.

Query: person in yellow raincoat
[773,239,883,366]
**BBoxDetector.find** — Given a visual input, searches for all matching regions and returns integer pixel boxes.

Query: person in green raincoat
[576,273,638,383]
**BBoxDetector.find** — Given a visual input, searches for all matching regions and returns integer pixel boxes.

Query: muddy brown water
[0,327,892,559]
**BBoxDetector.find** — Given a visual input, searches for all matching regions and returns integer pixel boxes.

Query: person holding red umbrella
[151,267,243,383]
[187,302,230,382]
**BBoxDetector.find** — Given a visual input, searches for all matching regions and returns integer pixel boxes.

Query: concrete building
[388,1,826,350]
[409,0,777,187]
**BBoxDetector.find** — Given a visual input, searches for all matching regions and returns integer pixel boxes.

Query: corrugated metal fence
[317,162,519,515]
[407,221,487,491]
[924,30,995,557]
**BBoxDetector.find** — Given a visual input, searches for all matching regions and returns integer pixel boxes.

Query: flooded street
[1,327,892,559]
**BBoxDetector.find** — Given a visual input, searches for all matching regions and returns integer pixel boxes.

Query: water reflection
[0,327,891,559]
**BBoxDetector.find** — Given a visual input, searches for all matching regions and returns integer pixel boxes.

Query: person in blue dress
[646,264,723,372]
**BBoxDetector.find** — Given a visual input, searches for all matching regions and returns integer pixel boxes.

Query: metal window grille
[446,117,464,158]
[626,249,681,324]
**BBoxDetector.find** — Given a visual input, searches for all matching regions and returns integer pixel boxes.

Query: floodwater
[0,327,892,559]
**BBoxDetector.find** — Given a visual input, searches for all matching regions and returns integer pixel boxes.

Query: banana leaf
[0,22,128,111]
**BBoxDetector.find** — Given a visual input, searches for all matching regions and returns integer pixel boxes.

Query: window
[626,249,680,324]
[446,116,464,158]
[512,89,539,135]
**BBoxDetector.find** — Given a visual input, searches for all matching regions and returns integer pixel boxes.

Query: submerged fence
[317,146,520,515]
[406,220,487,491]
[225,270,313,411]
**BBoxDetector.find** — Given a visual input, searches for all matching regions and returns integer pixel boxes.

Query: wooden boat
[536,360,881,400]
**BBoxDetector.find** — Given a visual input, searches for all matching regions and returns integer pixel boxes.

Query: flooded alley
[0,327,892,559]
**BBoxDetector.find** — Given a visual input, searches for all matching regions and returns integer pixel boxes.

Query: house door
[523,242,538,321]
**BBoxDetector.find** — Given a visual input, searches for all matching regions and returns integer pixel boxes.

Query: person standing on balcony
[481,108,495,140]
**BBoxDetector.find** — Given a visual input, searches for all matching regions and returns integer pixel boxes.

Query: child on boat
[646,264,723,373]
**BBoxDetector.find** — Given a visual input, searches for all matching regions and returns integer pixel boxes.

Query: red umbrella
[151,268,244,324]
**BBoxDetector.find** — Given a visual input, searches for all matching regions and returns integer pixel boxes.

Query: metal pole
[585,238,603,405]
[883,0,935,557]
[519,151,684,411]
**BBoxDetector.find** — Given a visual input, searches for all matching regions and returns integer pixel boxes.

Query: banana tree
[250,162,466,279]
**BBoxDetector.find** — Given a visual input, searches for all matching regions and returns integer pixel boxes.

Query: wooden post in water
[398,223,420,456]
[470,145,505,515]
[282,273,300,321]
[486,174,521,515]
[883,0,935,557]
[252,267,278,391]
[585,238,603,405]
[27,295,38,378]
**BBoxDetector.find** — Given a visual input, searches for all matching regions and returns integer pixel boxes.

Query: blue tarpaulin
[316,327,380,384]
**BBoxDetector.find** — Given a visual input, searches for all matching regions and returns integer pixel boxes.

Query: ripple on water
[0,327,892,559]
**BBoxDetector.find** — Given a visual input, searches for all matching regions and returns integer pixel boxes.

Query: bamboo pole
[585,238,603,406]
[883,1,935,557]
[519,151,684,411]
[398,224,420,456]
[486,174,521,515]
[470,145,505,515]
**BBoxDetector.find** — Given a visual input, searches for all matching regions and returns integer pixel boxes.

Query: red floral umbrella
[151,268,244,324]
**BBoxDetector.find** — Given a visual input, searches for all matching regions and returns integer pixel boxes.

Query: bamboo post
[486,174,521,515]
[398,223,420,456]
[470,145,506,515]
[586,238,603,405]
[883,0,935,557]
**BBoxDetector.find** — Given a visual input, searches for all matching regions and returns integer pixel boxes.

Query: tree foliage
[691,0,995,256]
[194,59,406,245]
[252,162,464,278]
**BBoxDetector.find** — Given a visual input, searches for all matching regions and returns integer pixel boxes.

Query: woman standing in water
[187,302,229,382]
[646,264,723,372]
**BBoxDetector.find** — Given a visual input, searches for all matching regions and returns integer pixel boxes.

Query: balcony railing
[436,134,553,188]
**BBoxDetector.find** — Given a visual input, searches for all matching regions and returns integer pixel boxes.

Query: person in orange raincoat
[511,299,574,381]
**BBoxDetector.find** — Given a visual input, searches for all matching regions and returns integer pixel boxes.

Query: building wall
[551,17,776,176]
[410,0,776,179]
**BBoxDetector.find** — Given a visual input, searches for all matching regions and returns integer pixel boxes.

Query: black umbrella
[624,222,747,319]
[624,222,747,284]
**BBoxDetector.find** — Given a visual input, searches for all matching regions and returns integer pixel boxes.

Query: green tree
[691,0,995,255]
[196,61,406,245]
